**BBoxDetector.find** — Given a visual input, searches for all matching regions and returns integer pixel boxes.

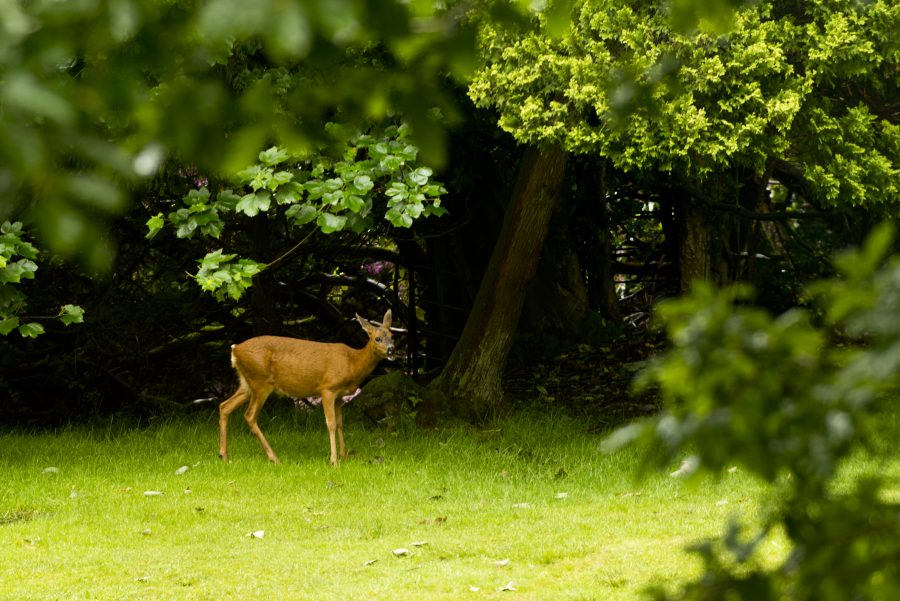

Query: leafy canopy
[147,123,447,301]
[470,0,900,207]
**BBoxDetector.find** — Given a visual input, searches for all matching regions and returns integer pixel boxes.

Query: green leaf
[353,175,374,193]
[0,259,37,284]
[18,322,44,338]
[0,317,19,336]
[424,205,449,217]
[318,212,347,233]
[215,189,241,211]
[424,184,446,197]
[386,182,408,198]
[59,304,85,325]
[184,187,211,206]
[237,259,263,277]
[237,164,262,184]
[381,155,405,171]
[409,167,432,186]
[323,190,343,206]
[285,203,317,226]
[346,212,374,234]
[259,146,291,167]
[386,206,414,227]
[236,191,272,217]
[145,213,165,239]
[305,180,326,200]
[1,221,23,235]
[200,217,225,239]
[12,241,37,260]
[396,144,418,161]
[345,194,366,213]
[175,219,198,238]
[275,181,303,205]
[199,249,237,269]
[270,170,294,189]
[406,202,424,219]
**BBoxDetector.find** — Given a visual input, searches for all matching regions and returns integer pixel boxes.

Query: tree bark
[586,160,620,321]
[429,145,568,421]
[675,189,712,292]
[520,201,590,340]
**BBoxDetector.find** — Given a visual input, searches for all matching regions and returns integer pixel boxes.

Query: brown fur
[218,310,394,465]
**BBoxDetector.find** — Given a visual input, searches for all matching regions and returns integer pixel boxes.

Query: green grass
[1,410,779,600]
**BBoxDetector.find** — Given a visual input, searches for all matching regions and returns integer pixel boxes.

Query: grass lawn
[1,410,783,600]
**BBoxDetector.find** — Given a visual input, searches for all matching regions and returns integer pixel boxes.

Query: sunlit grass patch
[0,411,799,600]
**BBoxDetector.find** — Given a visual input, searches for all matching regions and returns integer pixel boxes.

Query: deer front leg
[335,400,347,460]
[321,391,340,466]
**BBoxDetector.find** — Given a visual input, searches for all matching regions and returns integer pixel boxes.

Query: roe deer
[219,310,394,465]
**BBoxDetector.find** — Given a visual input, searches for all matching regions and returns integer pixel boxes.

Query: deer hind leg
[243,381,279,464]
[219,380,251,461]
[321,391,340,466]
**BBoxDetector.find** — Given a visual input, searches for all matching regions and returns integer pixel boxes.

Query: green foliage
[606,224,900,599]
[0,222,84,337]
[195,250,265,303]
[471,0,900,208]
[0,0,483,267]
[148,124,446,300]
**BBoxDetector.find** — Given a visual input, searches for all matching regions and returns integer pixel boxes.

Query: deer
[218,310,394,466]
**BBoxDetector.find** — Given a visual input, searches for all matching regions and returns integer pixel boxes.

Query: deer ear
[382,309,392,328]
[355,313,371,331]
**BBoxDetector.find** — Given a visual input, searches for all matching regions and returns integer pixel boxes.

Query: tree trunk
[429,145,568,421]
[586,160,620,321]
[676,193,712,292]
[520,200,590,342]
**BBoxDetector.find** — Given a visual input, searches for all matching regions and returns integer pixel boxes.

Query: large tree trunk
[674,186,713,292]
[429,145,568,421]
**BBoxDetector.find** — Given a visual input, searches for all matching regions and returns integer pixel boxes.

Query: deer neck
[349,341,381,377]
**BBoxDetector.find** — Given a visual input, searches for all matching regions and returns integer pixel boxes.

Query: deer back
[232,336,375,398]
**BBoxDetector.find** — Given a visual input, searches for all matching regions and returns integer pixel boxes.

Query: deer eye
[375,337,382,343]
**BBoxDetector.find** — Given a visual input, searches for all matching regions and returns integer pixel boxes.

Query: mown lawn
[1,410,782,600]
